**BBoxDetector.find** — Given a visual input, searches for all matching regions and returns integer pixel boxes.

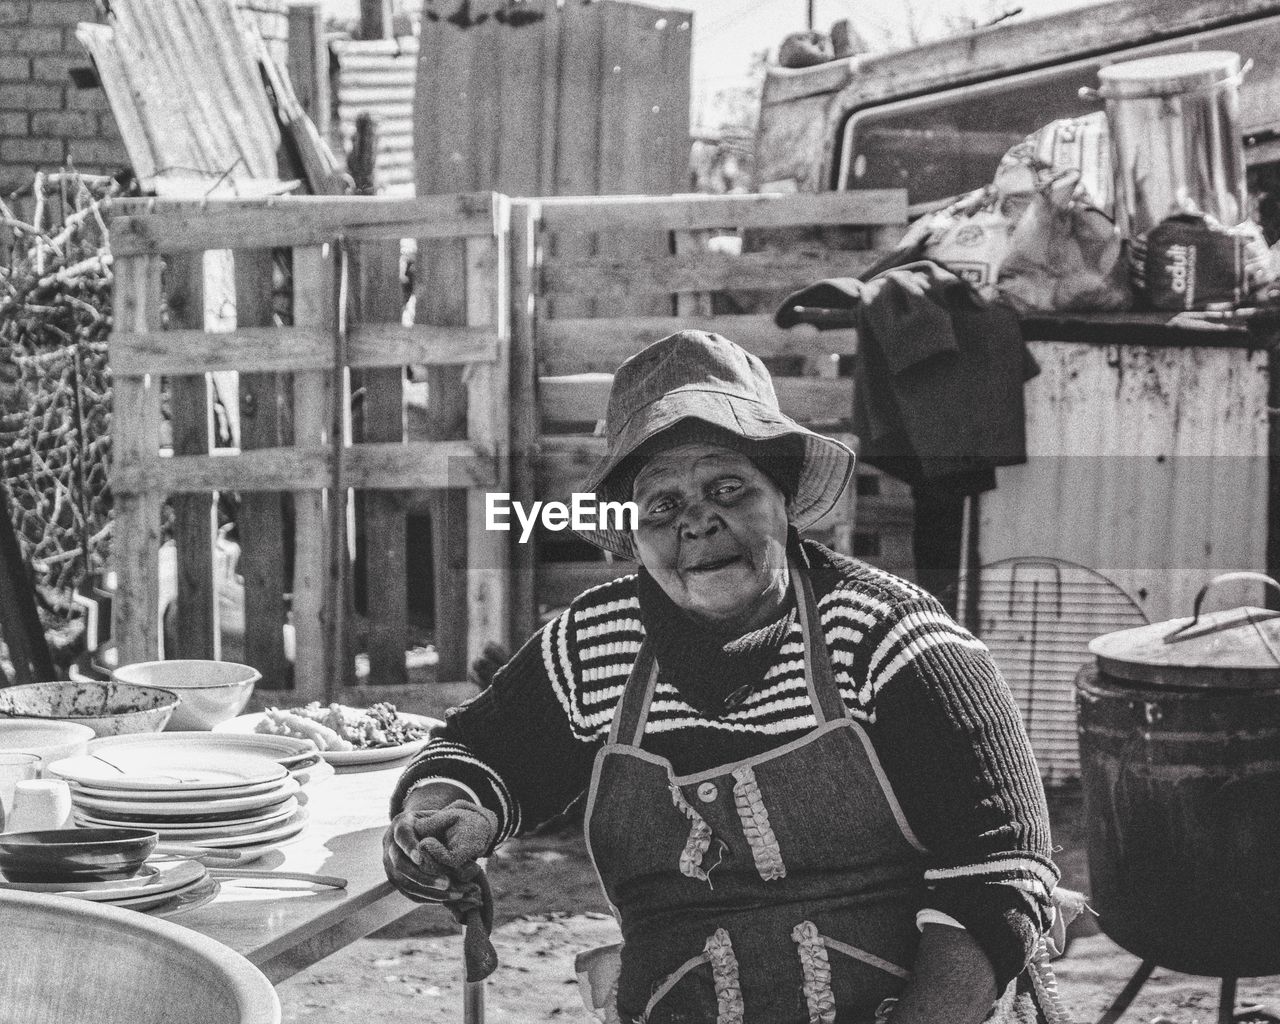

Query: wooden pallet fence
[108,193,511,699]
[514,190,908,630]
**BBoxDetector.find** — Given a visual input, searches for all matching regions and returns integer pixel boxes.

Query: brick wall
[0,0,288,196]
[0,0,123,195]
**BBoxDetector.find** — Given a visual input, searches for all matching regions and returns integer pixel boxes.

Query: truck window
[833,15,1280,229]
[836,63,1096,205]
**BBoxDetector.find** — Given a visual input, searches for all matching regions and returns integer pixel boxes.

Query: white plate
[74,798,300,837]
[47,750,288,791]
[71,774,288,801]
[91,731,318,765]
[71,777,299,818]
[215,712,440,765]
[147,873,220,917]
[179,808,309,849]
[0,858,206,901]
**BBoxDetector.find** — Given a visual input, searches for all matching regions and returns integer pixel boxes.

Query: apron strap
[611,640,658,747]
[610,559,847,747]
[792,556,848,726]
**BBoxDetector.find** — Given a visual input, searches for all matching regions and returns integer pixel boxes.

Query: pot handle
[1163,571,1280,643]
[1077,86,1101,102]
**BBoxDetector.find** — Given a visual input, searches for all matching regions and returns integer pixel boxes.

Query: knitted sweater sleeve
[860,592,1059,990]
[388,591,619,844]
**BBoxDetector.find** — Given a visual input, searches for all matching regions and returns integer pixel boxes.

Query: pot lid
[1097,51,1242,98]
[1088,572,1280,689]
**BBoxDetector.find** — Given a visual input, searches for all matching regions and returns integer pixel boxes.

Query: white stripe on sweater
[926,857,1058,894]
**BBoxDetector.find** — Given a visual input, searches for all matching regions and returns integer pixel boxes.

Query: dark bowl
[0,827,158,883]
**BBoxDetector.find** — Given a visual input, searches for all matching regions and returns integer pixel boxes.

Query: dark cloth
[638,563,796,717]
[776,261,1039,495]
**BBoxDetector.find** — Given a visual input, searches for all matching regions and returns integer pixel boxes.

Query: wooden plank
[165,251,218,660]
[509,203,540,644]
[539,315,858,375]
[115,447,329,495]
[674,230,714,318]
[108,194,504,255]
[110,255,164,665]
[352,237,409,689]
[595,1,673,321]
[540,560,636,613]
[465,224,512,665]
[546,0,603,320]
[289,245,336,704]
[287,3,328,139]
[113,442,496,496]
[113,325,499,377]
[233,249,290,690]
[541,248,888,297]
[113,327,331,376]
[535,190,909,232]
[540,376,854,428]
[535,4,562,198]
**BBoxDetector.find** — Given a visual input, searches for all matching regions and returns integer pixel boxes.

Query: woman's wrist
[401,780,477,816]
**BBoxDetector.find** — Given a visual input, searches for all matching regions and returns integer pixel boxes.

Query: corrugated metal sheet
[330,37,418,197]
[76,0,284,196]
[968,340,1272,782]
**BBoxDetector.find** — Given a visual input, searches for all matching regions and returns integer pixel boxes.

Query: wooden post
[290,244,338,702]
[464,198,512,666]
[359,0,391,40]
[166,252,219,659]
[287,2,329,141]
[508,202,540,644]
[414,231,470,682]
[111,255,165,665]
[353,236,408,687]
[234,250,290,689]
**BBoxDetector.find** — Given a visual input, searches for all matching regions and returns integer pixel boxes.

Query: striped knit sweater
[391,539,1058,987]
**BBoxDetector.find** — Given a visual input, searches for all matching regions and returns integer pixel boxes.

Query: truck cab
[755,0,1280,234]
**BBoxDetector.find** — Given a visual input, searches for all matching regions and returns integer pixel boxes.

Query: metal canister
[1076,572,1280,977]
[1095,51,1248,239]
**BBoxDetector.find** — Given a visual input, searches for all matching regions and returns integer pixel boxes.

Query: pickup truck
[754,0,1280,236]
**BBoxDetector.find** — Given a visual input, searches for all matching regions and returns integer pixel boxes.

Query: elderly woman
[384,331,1062,1024]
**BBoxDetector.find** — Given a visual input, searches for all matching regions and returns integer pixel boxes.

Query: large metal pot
[1076,572,1280,977]
[1094,51,1249,239]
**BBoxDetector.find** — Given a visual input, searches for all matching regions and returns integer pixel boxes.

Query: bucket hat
[576,330,855,558]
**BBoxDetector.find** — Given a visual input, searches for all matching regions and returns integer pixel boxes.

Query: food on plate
[254,702,431,751]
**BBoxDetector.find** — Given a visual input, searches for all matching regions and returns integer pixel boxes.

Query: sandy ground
[277,792,1280,1023]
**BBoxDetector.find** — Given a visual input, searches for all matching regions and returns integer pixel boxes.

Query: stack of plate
[90,732,335,788]
[0,858,217,916]
[47,740,312,854]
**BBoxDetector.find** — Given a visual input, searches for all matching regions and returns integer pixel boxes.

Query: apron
[582,560,931,1024]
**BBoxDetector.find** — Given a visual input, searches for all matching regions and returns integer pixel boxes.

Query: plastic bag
[997,171,1132,313]
[995,112,1113,219]
[914,186,1017,298]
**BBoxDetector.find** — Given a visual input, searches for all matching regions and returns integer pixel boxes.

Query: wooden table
[176,761,423,984]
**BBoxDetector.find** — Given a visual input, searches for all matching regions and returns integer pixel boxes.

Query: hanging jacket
[777,260,1039,494]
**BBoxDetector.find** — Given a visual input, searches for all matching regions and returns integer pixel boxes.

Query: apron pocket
[632,928,745,1024]
[793,921,910,1024]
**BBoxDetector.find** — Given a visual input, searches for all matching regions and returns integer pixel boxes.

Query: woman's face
[631,443,791,633]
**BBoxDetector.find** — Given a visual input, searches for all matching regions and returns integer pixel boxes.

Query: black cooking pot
[1077,572,1280,977]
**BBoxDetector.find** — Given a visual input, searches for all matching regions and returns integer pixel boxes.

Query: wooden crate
[509,190,909,636]
[107,193,511,699]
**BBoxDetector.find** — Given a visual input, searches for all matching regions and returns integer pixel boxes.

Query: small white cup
[5,779,73,833]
